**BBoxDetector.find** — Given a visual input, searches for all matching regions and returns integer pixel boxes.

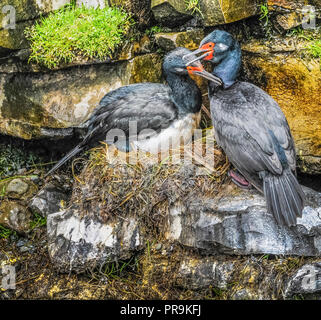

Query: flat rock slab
[47,207,142,273]
[165,186,321,256]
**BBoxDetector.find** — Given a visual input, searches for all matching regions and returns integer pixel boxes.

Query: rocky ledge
[46,161,321,273]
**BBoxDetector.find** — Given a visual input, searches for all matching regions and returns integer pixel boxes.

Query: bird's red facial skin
[187,65,204,75]
[200,42,215,60]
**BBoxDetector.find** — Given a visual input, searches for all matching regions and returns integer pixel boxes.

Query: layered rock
[165,186,321,256]
[151,0,260,27]
[0,52,162,139]
[0,1,157,140]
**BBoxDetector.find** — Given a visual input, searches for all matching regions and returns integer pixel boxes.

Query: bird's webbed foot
[228,170,252,190]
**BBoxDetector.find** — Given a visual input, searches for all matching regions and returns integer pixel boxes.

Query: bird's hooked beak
[183,42,215,66]
[186,63,222,86]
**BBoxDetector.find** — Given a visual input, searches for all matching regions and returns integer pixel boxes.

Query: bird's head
[185,30,239,66]
[185,30,242,88]
[163,47,222,86]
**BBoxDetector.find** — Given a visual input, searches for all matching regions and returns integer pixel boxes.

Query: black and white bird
[187,30,305,227]
[46,47,221,177]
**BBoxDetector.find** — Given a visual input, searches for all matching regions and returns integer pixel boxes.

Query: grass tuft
[287,26,321,63]
[0,224,16,239]
[25,4,132,69]
[259,3,269,25]
[309,39,321,59]
[30,213,47,230]
[145,26,163,37]
[185,0,204,18]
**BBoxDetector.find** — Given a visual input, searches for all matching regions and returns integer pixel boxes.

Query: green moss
[258,2,272,38]
[310,40,321,59]
[0,144,41,179]
[30,213,47,230]
[25,4,132,69]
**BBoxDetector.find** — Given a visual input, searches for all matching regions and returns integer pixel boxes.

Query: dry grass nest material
[70,128,229,235]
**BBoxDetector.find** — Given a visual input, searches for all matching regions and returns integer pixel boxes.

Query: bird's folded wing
[213,83,296,180]
[85,83,178,142]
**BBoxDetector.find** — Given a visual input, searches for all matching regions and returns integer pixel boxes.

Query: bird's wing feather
[239,83,296,171]
[211,82,296,188]
[84,83,178,145]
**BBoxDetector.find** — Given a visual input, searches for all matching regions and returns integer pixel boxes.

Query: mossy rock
[0,0,70,50]
[128,53,162,84]
[268,0,321,30]
[0,177,38,200]
[0,20,33,50]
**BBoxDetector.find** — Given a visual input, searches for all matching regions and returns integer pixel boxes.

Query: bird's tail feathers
[45,145,84,178]
[263,168,305,227]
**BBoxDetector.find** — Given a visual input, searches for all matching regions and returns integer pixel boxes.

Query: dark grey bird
[45,47,221,177]
[187,30,305,227]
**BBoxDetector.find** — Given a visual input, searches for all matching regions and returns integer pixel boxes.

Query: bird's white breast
[133,112,201,154]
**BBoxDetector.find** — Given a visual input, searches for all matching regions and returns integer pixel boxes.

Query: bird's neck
[213,44,242,89]
[166,73,202,114]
